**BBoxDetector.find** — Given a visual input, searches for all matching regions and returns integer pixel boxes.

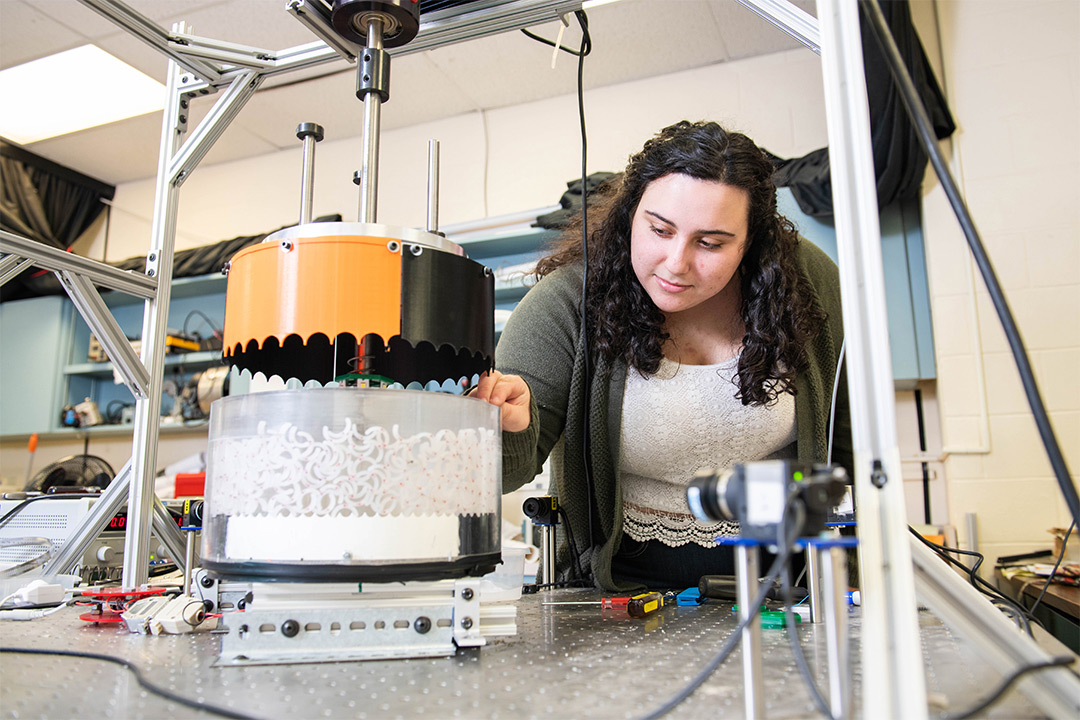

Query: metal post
[183,531,196,596]
[426,139,441,234]
[358,17,385,223]
[297,122,325,225]
[821,544,851,720]
[735,542,764,720]
[806,545,823,623]
[817,0,927,717]
[539,525,554,586]
[123,27,188,589]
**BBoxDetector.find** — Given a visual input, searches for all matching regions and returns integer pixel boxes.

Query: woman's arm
[492,266,584,492]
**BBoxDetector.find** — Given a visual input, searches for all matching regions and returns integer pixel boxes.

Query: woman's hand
[471,371,531,433]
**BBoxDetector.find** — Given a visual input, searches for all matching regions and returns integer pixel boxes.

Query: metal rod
[911,535,1080,718]
[56,270,150,399]
[540,525,554,586]
[167,69,263,185]
[42,462,132,576]
[817,0,927,716]
[821,545,852,720]
[735,543,763,720]
[183,532,196,596]
[0,229,157,298]
[152,497,188,574]
[0,255,33,288]
[78,0,222,82]
[123,25,189,589]
[426,139,441,234]
[734,0,820,54]
[358,17,385,223]
[806,544,824,623]
[298,123,324,225]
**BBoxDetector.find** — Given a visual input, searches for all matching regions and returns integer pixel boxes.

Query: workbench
[0,589,1061,719]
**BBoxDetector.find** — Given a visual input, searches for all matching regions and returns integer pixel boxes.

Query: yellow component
[627,592,663,618]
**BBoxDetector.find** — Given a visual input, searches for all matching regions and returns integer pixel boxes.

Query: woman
[473,121,851,591]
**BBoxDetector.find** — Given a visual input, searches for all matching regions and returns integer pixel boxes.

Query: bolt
[409,244,423,256]
[280,240,293,252]
[200,575,214,588]
[281,619,300,638]
[483,266,493,277]
[180,99,189,109]
[461,588,474,601]
[461,617,473,630]
[414,617,432,634]
[147,253,156,262]
[147,269,155,277]
[236,597,247,611]
[202,600,214,613]
[387,241,400,253]
[342,551,353,561]
[179,115,187,124]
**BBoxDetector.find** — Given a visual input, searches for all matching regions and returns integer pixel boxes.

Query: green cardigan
[496,239,852,591]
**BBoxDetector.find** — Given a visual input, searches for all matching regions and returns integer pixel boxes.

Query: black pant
[610,535,804,591]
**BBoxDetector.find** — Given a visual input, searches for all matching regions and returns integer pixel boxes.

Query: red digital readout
[107,513,184,530]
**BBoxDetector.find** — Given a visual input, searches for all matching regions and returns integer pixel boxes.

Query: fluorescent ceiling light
[0,45,165,145]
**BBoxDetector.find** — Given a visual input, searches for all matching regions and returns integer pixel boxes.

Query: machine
[200,0,513,665]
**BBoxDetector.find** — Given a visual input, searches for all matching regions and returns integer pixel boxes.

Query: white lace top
[619,355,797,547]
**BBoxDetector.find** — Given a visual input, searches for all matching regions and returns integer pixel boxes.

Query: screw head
[387,241,400,253]
[461,588,474,601]
[147,269,155,277]
[281,619,300,638]
[280,240,293,252]
[409,244,423,256]
[200,575,214,588]
[461,617,473,630]
[414,616,432,634]
[147,253,157,262]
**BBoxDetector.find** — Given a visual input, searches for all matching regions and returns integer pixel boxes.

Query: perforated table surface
[0,588,1055,719]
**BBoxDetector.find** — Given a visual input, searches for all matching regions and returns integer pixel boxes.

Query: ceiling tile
[0,0,87,69]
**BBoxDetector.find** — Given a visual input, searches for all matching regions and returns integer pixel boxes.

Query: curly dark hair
[536,120,826,406]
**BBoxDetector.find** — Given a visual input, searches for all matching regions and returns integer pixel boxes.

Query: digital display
[107,512,184,531]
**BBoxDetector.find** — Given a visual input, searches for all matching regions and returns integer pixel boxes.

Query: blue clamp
[676,588,705,606]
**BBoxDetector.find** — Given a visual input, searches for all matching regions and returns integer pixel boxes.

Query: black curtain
[769,0,956,217]
[1,141,116,301]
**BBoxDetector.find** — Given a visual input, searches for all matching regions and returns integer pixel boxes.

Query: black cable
[182,309,222,338]
[571,9,597,583]
[0,647,263,720]
[520,27,591,57]
[638,491,802,720]
[519,11,595,581]
[939,656,1075,720]
[1027,519,1075,617]
[859,0,1078,528]
[909,528,1035,635]
[780,508,838,720]
[0,493,100,529]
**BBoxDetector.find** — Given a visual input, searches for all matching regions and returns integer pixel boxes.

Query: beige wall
[4,2,1074,573]
[918,0,1079,568]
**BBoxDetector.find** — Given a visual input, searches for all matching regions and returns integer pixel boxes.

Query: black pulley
[331,0,421,48]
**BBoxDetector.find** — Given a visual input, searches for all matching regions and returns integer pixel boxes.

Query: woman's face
[630,173,750,318]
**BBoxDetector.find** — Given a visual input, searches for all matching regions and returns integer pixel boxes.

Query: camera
[686,460,848,545]
[522,496,559,526]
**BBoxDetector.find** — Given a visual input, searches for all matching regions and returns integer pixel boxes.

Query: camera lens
[686,468,736,523]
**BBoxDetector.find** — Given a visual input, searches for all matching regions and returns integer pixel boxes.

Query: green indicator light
[793,471,804,481]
